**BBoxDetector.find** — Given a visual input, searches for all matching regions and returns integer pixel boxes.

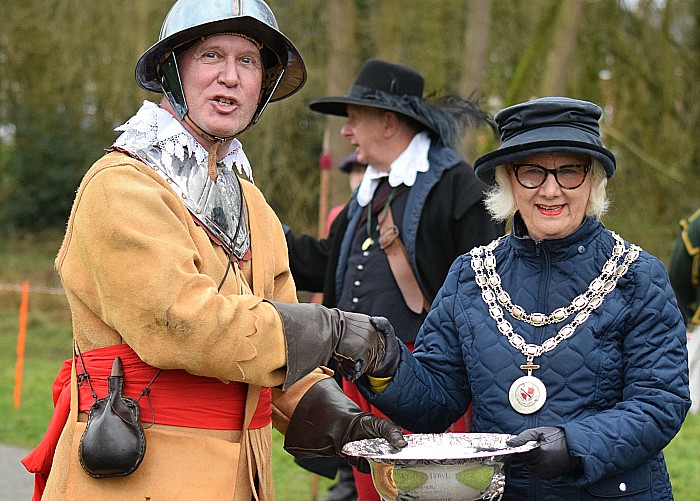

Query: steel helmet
[135,0,306,128]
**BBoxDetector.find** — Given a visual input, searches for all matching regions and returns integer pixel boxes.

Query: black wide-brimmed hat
[309,59,439,136]
[473,97,616,185]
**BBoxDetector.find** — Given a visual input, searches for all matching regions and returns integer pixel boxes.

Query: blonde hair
[484,159,609,223]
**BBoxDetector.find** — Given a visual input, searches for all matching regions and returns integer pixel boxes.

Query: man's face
[341,105,387,170]
[177,34,263,142]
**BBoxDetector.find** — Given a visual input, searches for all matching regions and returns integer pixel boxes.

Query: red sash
[22,343,271,499]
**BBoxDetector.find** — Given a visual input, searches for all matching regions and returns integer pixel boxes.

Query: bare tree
[460,0,493,162]
[376,0,402,62]
[503,0,560,105]
[324,0,360,220]
[460,0,492,99]
[541,0,585,96]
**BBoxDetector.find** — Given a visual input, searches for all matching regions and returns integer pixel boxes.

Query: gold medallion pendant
[361,237,373,251]
[508,375,547,414]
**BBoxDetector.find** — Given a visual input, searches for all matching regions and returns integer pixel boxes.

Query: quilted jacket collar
[510,213,605,261]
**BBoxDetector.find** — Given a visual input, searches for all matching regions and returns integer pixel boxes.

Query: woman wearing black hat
[354,97,690,499]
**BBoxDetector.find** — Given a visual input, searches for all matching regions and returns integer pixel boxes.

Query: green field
[1,232,698,500]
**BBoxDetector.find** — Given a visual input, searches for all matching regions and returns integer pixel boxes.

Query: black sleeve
[285,205,348,293]
[669,229,695,324]
[416,164,504,300]
[285,230,330,293]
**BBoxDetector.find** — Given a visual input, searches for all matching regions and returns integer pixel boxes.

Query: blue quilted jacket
[362,217,690,500]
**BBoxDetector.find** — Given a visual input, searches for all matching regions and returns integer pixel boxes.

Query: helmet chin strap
[182,114,250,183]
[180,89,275,183]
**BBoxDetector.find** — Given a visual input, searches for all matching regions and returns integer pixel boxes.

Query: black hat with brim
[309,59,439,136]
[473,97,616,185]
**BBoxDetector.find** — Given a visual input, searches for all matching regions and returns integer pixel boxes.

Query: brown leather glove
[284,377,407,473]
[269,301,393,388]
[506,426,582,479]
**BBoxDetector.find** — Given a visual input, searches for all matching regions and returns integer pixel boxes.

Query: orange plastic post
[13,280,29,410]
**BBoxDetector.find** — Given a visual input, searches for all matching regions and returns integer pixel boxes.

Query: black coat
[286,142,504,319]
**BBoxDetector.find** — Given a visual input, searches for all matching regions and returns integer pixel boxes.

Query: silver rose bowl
[342,433,537,501]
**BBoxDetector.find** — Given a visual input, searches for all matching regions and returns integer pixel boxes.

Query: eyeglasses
[510,162,590,189]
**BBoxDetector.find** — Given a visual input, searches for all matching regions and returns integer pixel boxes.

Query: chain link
[470,231,641,360]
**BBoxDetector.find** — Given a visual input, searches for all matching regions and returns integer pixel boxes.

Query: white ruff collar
[356,131,431,207]
[113,101,254,182]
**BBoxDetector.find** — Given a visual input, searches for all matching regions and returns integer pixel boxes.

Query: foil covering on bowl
[342,433,537,501]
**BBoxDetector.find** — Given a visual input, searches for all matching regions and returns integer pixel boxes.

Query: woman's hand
[506,426,582,479]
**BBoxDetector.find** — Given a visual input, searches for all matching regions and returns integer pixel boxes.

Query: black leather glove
[506,426,582,479]
[284,378,407,473]
[269,301,395,388]
[362,317,401,379]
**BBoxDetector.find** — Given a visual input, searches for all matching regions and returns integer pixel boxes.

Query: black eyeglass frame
[510,162,591,190]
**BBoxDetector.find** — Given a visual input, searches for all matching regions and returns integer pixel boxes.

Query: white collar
[356,131,431,206]
[113,101,254,182]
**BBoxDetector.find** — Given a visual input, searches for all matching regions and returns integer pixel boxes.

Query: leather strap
[241,384,261,499]
[378,207,431,314]
[241,385,260,432]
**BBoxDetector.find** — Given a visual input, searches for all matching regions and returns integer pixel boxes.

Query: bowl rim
[342,432,539,463]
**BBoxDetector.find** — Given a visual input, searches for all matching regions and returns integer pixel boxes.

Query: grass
[1,232,699,500]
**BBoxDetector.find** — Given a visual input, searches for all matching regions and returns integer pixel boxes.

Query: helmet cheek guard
[253,46,285,124]
[158,54,187,121]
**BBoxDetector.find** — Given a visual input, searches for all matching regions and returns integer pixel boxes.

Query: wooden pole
[310,472,320,501]
[311,128,333,501]
[318,125,333,238]
[13,280,29,410]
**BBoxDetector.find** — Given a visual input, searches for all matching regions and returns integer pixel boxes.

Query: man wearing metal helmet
[21,1,405,500]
